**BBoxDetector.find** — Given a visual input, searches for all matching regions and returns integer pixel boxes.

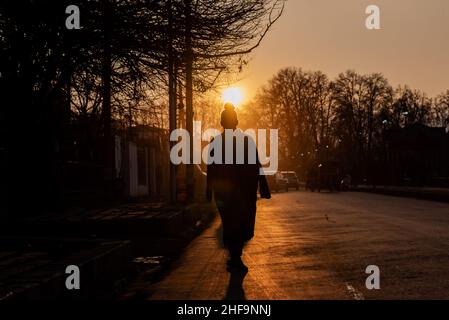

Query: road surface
[147,191,449,300]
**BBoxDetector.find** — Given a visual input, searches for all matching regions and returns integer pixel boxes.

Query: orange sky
[237,0,449,101]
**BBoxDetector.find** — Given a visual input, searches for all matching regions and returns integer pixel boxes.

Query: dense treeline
[240,68,449,185]
[0,0,284,215]
[0,0,284,130]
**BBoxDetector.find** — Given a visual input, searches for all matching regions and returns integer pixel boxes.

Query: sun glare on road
[222,87,244,107]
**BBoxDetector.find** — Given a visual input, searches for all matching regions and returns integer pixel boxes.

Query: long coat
[206,131,270,246]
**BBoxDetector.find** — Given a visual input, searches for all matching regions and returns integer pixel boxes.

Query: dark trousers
[228,238,244,259]
[218,206,245,259]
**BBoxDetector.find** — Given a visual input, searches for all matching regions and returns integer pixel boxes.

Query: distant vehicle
[305,167,318,192]
[267,172,288,193]
[306,161,341,192]
[340,174,352,191]
[281,171,300,190]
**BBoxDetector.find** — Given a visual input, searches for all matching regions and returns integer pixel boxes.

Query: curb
[353,187,449,203]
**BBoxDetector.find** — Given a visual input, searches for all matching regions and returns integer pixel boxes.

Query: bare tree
[388,86,432,128]
[249,68,335,175]
[432,90,449,130]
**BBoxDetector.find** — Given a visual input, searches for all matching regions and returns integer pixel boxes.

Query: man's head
[220,103,238,129]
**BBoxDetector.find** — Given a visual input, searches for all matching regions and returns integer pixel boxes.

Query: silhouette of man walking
[207,103,271,272]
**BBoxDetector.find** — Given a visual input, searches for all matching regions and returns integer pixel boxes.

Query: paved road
[147,191,449,300]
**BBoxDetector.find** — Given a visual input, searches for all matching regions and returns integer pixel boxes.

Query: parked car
[267,172,288,192]
[281,171,300,190]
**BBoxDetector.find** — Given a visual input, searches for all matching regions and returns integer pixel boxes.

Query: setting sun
[221,87,244,107]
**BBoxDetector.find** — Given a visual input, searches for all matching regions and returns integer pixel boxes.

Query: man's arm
[258,173,271,199]
[206,137,215,202]
[206,163,213,202]
[250,136,271,199]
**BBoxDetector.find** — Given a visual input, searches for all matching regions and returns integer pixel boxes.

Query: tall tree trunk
[101,0,114,184]
[168,0,177,202]
[184,0,194,201]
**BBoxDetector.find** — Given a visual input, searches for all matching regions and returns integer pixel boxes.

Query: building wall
[123,126,170,199]
[128,142,149,197]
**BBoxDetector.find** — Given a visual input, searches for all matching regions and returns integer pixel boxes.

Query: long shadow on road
[216,222,248,300]
[224,270,248,300]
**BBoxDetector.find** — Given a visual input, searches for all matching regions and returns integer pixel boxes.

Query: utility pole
[184,0,194,201]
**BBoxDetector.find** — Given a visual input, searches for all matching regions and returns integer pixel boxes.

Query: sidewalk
[0,237,130,300]
[354,185,449,202]
[1,199,217,300]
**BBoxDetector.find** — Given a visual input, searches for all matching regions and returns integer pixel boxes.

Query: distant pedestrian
[207,103,271,272]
